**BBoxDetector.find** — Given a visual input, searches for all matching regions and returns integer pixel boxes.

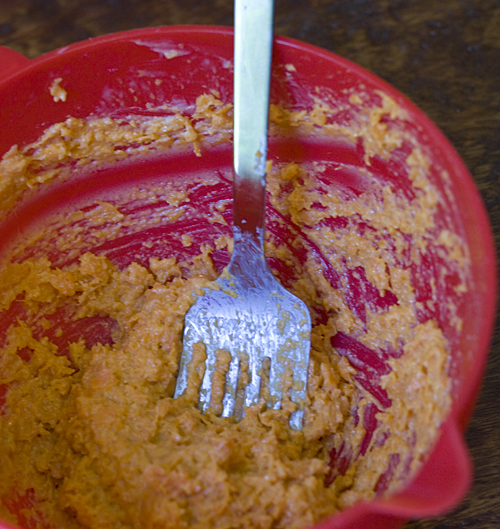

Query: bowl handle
[0,46,30,79]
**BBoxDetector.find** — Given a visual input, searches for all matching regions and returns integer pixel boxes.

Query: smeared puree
[0,91,468,529]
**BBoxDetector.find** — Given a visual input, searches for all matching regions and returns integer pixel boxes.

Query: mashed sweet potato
[0,92,467,529]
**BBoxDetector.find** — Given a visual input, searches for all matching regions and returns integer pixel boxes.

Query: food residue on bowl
[49,77,67,103]
[0,91,469,529]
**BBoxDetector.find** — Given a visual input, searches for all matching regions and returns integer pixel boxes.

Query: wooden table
[1,0,498,527]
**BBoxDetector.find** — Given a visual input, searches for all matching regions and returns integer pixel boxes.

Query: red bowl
[0,26,496,529]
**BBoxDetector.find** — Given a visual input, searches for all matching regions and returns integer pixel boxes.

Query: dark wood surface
[0,1,499,528]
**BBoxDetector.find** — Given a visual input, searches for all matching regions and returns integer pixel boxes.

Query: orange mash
[0,93,467,529]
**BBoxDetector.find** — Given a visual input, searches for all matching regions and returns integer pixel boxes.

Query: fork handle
[232,0,274,255]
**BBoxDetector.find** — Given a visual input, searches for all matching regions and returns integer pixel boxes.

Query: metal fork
[174,0,311,430]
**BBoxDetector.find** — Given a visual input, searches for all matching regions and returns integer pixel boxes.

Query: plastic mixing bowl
[0,26,496,529]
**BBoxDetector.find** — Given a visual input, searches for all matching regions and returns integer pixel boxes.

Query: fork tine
[199,343,217,413]
[268,355,285,410]
[268,305,310,428]
[174,321,194,399]
[289,365,308,430]
[244,347,263,407]
[221,354,240,417]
